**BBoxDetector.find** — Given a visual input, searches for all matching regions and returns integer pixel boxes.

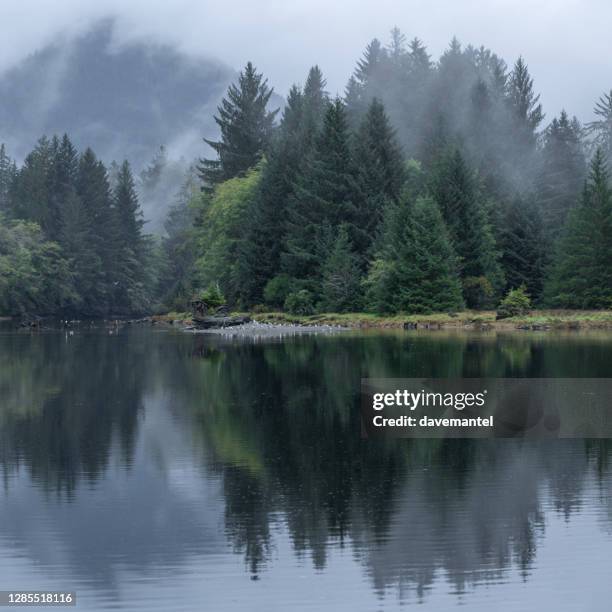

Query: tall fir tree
[366,196,464,313]
[537,111,586,241]
[499,194,546,299]
[544,149,612,308]
[198,62,278,188]
[352,98,404,260]
[429,148,504,307]
[0,144,17,213]
[319,224,362,312]
[76,148,115,312]
[112,161,148,313]
[282,98,357,289]
[586,90,612,163]
[50,134,79,242]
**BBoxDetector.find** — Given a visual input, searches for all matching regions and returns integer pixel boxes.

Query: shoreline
[152,309,612,331]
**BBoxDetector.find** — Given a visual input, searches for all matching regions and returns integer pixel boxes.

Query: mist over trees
[1,28,612,317]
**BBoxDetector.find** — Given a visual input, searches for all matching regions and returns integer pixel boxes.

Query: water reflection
[1,327,612,609]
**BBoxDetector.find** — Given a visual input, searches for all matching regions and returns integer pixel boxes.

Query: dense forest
[1,29,612,317]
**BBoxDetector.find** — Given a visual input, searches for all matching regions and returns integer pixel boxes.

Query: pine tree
[59,191,101,314]
[111,161,148,313]
[236,85,305,304]
[544,149,612,308]
[537,111,586,240]
[499,194,546,299]
[352,98,404,260]
[76,148,114,312]
[282,98,357,288]
[50,134,79,241]
[429,148,504,307]
[586,90,612,163]
[9,137,54,230]
[0,144,16,213]
[319,225,362,312]
[198,62,278,188]
[366,196,464,313]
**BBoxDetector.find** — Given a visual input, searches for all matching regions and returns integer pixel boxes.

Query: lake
[1,324,612,611]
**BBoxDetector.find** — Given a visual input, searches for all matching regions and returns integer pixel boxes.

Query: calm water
[1,325,612,611]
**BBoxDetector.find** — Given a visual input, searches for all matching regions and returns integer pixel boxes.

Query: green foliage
[497,285,532,319]
[284,290,315,315]
[544,149,612,308]
[0,215,76,315]
[263,274,293,308]
[319,225,362,312]
[198,62,278,188]
[499,195,545,299]
[192,165,262,305]
[429,148,504,307]
[199,283,225,309]
[365,196,464,314]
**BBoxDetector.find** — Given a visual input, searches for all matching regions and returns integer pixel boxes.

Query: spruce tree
[76,148,114,312]
[319,225,362,312]
[544,149,612,308]
[366,196,464,313]
[282,98,357,288]
[586,90,612,162]
[50,134,79,241]
[236,85,305,304]
[0,144,16,213]
[352,98,404,260]
[429,148,504,307]
[499,194,545,299]
[198,62,278,188]
[111,161,147,313]
[537,111,586,240]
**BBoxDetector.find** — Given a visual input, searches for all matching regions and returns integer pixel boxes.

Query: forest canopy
[1,29,611,317]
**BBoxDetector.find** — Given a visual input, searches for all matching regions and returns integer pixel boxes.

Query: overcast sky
[1,0,610,122]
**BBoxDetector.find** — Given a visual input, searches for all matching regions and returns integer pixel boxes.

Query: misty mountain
[0,20,234,169]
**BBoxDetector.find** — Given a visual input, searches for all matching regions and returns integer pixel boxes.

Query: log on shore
[193,315,251,329]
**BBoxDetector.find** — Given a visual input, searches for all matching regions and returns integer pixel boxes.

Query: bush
[284,290,314,315]
[263,274,293,308]
[497,285,532,319]
[199,282,225,309]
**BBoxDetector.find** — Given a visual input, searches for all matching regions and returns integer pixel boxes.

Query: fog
[1,0,610,122]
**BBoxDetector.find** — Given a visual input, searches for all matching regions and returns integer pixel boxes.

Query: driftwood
[193,315,251,329]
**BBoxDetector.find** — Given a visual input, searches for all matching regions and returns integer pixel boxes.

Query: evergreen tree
[236,85,306,303]
[75,148,114,312]
[429,148,504,307]
[499,194,546,299]
[319,225,362,312]
[537,111,586,240]
[366,196,464,313]
[198,62,278,188]
[9,137,54,230]
[352,98,404,259]
[282,98,357,288]
[59,191,101,314]
[0,144,16,213]
[50,134,79,241]
[112,161,148,312]
[586,90,612,162]
[544,149,612,308]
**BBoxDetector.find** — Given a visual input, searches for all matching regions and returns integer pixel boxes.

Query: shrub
[284,289,314,315]
[497,285,532,319]
[199,282,225,309]
[263,274,293,308]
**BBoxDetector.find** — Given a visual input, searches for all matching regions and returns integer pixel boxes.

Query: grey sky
[1,0,610,122]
